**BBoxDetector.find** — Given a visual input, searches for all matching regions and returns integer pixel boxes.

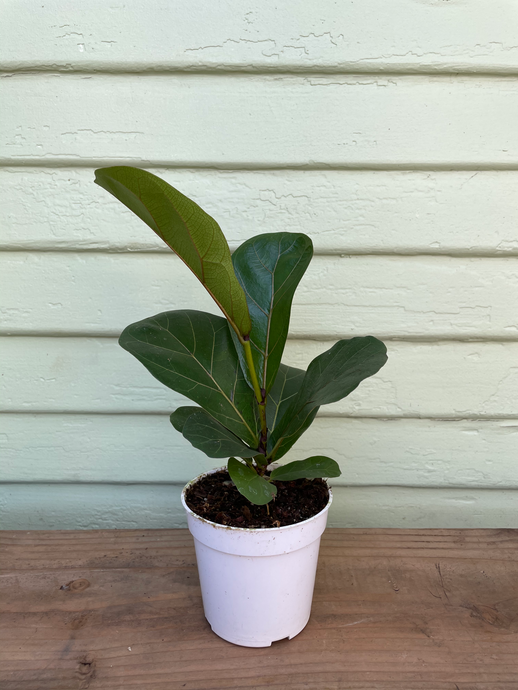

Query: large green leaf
[270,336,388,459]
[270,456,341,481]
[231,233,313,393]
[227,457,277,505]
[172,405,257,458]
[119,310,259,446]
[266,363,305,440]
[170,406,200,433]
[95,167,251,338]
[181,409,258,459]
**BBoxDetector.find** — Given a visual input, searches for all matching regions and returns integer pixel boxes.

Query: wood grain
[1,528,518,689]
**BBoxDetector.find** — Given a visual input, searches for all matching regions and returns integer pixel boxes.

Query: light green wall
[2,1,518,528]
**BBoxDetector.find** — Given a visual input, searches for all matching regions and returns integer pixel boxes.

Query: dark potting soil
[184,469,329,528]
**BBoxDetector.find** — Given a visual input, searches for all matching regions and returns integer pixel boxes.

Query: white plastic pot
[181,467,332,647]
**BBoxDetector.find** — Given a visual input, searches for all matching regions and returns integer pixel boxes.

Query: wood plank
[1,529,518,689]
[1,484,517,530]
[4,528,518,570]
[3,74,518,166]
[3,253,518,338]
[1,0,517,73]
[3,414,518,488]
[2,337,518,418]
[4,167,518,255]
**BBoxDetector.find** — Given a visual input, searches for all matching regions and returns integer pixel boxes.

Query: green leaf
[182,409,258,459]
[270,336,388,459]
[270,456,341,481]
[266,363,305,447]
[228,457,277,506]
[269,406,319,462]
[119,310,259,446]
[170,406,200,433]
[231,233,313,393]
[95,167,251,338]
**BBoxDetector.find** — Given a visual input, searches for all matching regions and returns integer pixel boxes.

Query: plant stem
[242,339,268,454]
[242,339,262,402]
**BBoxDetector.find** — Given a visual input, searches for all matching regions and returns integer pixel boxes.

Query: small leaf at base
[228,457,277,506]
[270,456,341,481]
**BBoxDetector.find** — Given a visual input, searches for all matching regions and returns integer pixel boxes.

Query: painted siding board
[3,337,518,418]
[3,168,518,256]
[3,74,518,166]
[2,0,518,73]
[3,252,518,339]
[1,484,516,530]
[3,414,518,488]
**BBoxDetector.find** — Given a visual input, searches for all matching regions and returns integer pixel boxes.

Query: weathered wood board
[1,528,518,689]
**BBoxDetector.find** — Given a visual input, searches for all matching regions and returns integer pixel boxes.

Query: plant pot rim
[181,465,333,534]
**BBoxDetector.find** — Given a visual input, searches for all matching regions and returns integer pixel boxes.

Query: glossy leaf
[95,167,251,338]
[270,456,341,481]
[228,457,277,506]
[119,310,258,446]
[266,363,305,444]
[231,233,313,393]
[170,406,200,433]
[269,406,319,461]
[270,336,388,459]
[182,409,258,458]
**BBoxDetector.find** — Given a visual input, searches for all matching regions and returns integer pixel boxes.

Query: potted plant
[95,167,388,647]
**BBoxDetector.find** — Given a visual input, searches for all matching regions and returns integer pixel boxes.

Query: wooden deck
[1,529,518,689]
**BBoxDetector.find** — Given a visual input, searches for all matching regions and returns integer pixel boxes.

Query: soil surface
[184,469,329,528]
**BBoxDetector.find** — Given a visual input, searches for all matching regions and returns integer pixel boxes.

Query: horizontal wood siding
[3,338,518,417]
[2,484,516,530]
[1,1,517,528]
[3,74,518,167]
[4,168,518,255]
[2,0,518,73]
[3,415,518,487]
[3,253,518,338]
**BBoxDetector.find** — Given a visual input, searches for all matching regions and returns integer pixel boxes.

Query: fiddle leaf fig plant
[95,166,388,506]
